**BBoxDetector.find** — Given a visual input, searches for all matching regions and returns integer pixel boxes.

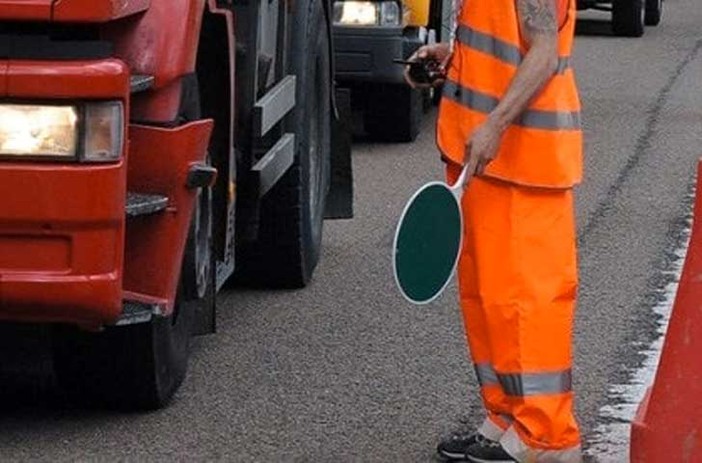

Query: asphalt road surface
[2,1,702,461]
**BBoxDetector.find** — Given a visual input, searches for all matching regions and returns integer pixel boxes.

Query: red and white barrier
[630,159,702,462]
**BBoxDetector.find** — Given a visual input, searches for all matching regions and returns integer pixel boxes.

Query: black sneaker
[437,432,482,461]
[465,437,516,463]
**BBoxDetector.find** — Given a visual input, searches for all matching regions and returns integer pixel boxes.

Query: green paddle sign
[393,167,467,304]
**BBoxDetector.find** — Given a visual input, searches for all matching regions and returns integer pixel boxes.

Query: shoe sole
[465,456,514,463]
[438,449,469,461]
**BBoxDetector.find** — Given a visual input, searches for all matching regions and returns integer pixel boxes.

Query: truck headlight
[0,101,124,162]
[333,1,403,26]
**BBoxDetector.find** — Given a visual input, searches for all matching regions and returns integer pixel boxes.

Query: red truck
[0,0,352,409]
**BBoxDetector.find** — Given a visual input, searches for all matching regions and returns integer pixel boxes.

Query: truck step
[126,192,168,217]
[130,74,155,94]
[115,301,160,326]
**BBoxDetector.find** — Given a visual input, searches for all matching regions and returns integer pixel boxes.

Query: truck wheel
[644,0,662,26]
[364,84,422,142]
[183,182,216,334]
[432,83,444,107]
[52,196,213,410]
[612,0,645,37]
[52,299,192,410]
[237,0,331,288]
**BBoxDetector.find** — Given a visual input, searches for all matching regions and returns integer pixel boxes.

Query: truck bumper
[0,163,125,326]
[333,26,425,84]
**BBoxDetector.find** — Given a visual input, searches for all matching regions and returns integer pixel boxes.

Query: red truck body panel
[124,120,213,315]
[4,59,130,99]
[0,1,51,21]
[53,0,150,23]
[108,0,204,84]
[0,0,149,23]
[0,162,125,326]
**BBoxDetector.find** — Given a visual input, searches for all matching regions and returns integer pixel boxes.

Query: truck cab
[332,0,444,142]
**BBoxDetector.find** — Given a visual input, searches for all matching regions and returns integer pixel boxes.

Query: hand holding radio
[398,43,450,88]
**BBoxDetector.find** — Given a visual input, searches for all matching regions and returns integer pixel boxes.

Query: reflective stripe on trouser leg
[448,165,511,442]
[498,370,572,397]
[455,171,581,459]
[474,362,513,439]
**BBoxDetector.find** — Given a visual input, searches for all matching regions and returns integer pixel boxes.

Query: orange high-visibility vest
[437,0,582,189]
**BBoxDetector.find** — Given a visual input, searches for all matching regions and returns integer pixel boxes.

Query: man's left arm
[463,0,560,180]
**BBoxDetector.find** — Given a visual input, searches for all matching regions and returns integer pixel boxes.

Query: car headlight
[333,1,403,26]
[0,101,124,162]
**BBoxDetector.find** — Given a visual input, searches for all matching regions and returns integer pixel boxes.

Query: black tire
[612,0,645,37]
[237,0,332,288]
[422,88,433,113]
[52,297,193,410]
[644,0,662,26]
[432,82,444,107]
[364,84,422,142]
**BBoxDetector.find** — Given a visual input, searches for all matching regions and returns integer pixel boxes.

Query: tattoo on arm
[517,0,558,35]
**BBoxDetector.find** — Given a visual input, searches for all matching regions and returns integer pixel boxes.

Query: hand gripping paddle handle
[450,165,470,198]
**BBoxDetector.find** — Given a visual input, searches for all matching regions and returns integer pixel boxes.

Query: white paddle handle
[450,165,470,196]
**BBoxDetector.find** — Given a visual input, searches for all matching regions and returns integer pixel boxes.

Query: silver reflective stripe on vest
[455,25,571,75]
[498,370,573,397]
[443,80,581,131]
[456,25,521,66]
[474,362,498,386]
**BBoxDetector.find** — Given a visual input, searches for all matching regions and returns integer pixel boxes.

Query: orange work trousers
[447,164,582,463]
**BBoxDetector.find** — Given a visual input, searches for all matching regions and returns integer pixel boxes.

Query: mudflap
[324,86,354,220]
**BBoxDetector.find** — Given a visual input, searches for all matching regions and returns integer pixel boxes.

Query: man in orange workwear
[405,0,582,461]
